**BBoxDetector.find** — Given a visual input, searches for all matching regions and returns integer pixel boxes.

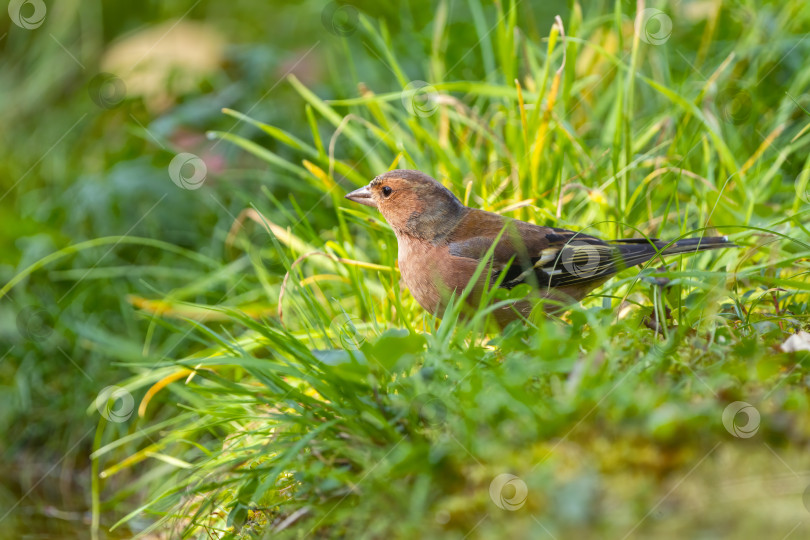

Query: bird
[344,169,736,326]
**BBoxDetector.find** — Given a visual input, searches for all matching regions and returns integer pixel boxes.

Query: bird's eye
[382,186,392,197]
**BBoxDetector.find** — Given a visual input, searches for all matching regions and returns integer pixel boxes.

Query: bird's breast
[397,238,448,315]
[397,236,481,317]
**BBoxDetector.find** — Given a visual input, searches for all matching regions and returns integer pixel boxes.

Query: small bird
[345,169,735,326]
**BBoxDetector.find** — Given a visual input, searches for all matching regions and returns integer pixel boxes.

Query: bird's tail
[613,236,736,268]
[657,236,737,255]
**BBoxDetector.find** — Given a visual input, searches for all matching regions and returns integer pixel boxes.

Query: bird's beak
[344,185,376,208]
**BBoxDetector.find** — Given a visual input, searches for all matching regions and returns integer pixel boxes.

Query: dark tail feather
[614,236,737,269]
[657,236,737,255]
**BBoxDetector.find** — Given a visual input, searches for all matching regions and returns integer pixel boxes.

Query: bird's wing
[446,210,626,289]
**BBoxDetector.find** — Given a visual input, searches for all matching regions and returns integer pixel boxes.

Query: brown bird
[345,169,735,326]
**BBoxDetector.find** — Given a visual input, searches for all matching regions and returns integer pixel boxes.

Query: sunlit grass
[5,0,810,538]
[97,1,810,537]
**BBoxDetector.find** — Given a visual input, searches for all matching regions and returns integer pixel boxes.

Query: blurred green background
[1,0,809,538]
[0,0,407,534]
[1,0,553,534]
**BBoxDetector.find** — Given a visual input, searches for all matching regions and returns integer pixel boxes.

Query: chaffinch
[345,169,735,326]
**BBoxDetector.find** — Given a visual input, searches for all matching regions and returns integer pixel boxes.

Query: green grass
[4,0,810,538]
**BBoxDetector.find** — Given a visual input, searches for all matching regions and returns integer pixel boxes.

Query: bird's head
[345,169,466,241]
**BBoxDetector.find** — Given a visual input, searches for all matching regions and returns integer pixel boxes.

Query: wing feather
[446,210,623,290]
